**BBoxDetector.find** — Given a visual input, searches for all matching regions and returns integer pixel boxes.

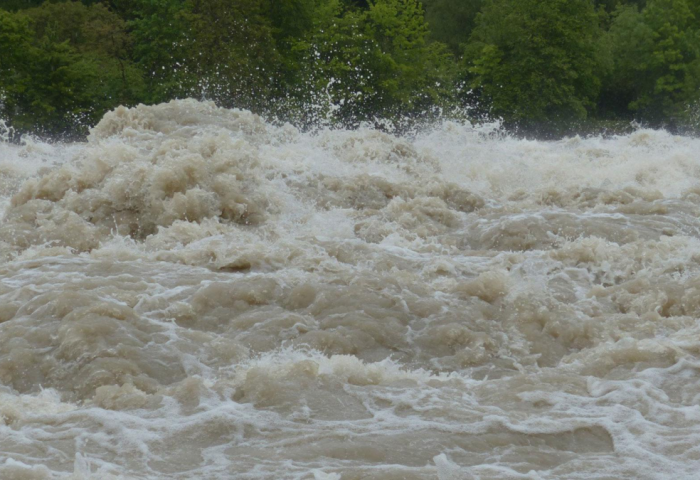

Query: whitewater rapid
[1,100,700,479]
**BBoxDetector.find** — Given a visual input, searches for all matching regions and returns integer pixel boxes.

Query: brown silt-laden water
[1,100,700,479]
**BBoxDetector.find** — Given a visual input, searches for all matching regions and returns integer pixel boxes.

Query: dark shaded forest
[1,0,699,139]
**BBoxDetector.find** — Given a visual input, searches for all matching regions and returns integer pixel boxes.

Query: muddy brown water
[1,100,700,479]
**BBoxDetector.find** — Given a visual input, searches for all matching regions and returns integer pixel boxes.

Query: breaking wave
[1,100,700,479]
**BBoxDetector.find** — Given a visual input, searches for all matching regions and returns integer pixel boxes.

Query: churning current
[1,100,700,479]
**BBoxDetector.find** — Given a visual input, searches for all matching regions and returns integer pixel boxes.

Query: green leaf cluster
[291,0,453,125]
[422,0,483,55]
[464,0,603,130]
[1,2,143,138]
[604,0,700,125]
[433,0,700,131]
[1,0,699,138]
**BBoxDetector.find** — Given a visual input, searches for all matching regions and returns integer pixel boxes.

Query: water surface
[1,100,700,479]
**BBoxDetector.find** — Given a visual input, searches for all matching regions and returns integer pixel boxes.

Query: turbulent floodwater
[1,100,700,479]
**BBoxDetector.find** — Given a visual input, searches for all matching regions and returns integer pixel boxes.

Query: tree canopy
[464,0,603,129]
[1,0,698,139]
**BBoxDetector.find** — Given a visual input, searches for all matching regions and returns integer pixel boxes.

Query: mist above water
[1,100,700,479]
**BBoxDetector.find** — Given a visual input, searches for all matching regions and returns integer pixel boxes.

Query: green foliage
[267,0,317,46]
[595,0,647,13]
[128,0,280,109]
[1,3,143,137]
[1,0,698,138]
[126,0,194,102]
[465,0,603,128]
[1,0,106,12]
[598,5,652,118]
[292,0,453,124]
[0,0,44,11]
[422,0,483,55]
[26,1,144,103]
[186,0,281,109]
[604,0,700,125]
[0,10,33,118]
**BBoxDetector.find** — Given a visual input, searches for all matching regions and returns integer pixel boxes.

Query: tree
[421,0,484,55]
[464,0,604,129]
[292,0,453,125]
[598,5,653,119]
[187,0,281,109]
[0,10,34,130]
[1,9,94,136]
[267,0,317,46]
[604,0,700,126]
[594,0,647,13]
[0,3,144,137]
[0,0,45,11]
[25,1,144,106]
[128,0,280,109]
[126,0,199,103]
[635,0,700,123]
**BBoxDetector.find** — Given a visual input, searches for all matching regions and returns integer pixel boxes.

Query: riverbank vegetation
[1,0,699,139]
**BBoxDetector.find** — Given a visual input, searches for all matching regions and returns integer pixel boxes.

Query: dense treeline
[1,0,699,139]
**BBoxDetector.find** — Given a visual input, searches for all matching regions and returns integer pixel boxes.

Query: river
[1,99,699,479]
